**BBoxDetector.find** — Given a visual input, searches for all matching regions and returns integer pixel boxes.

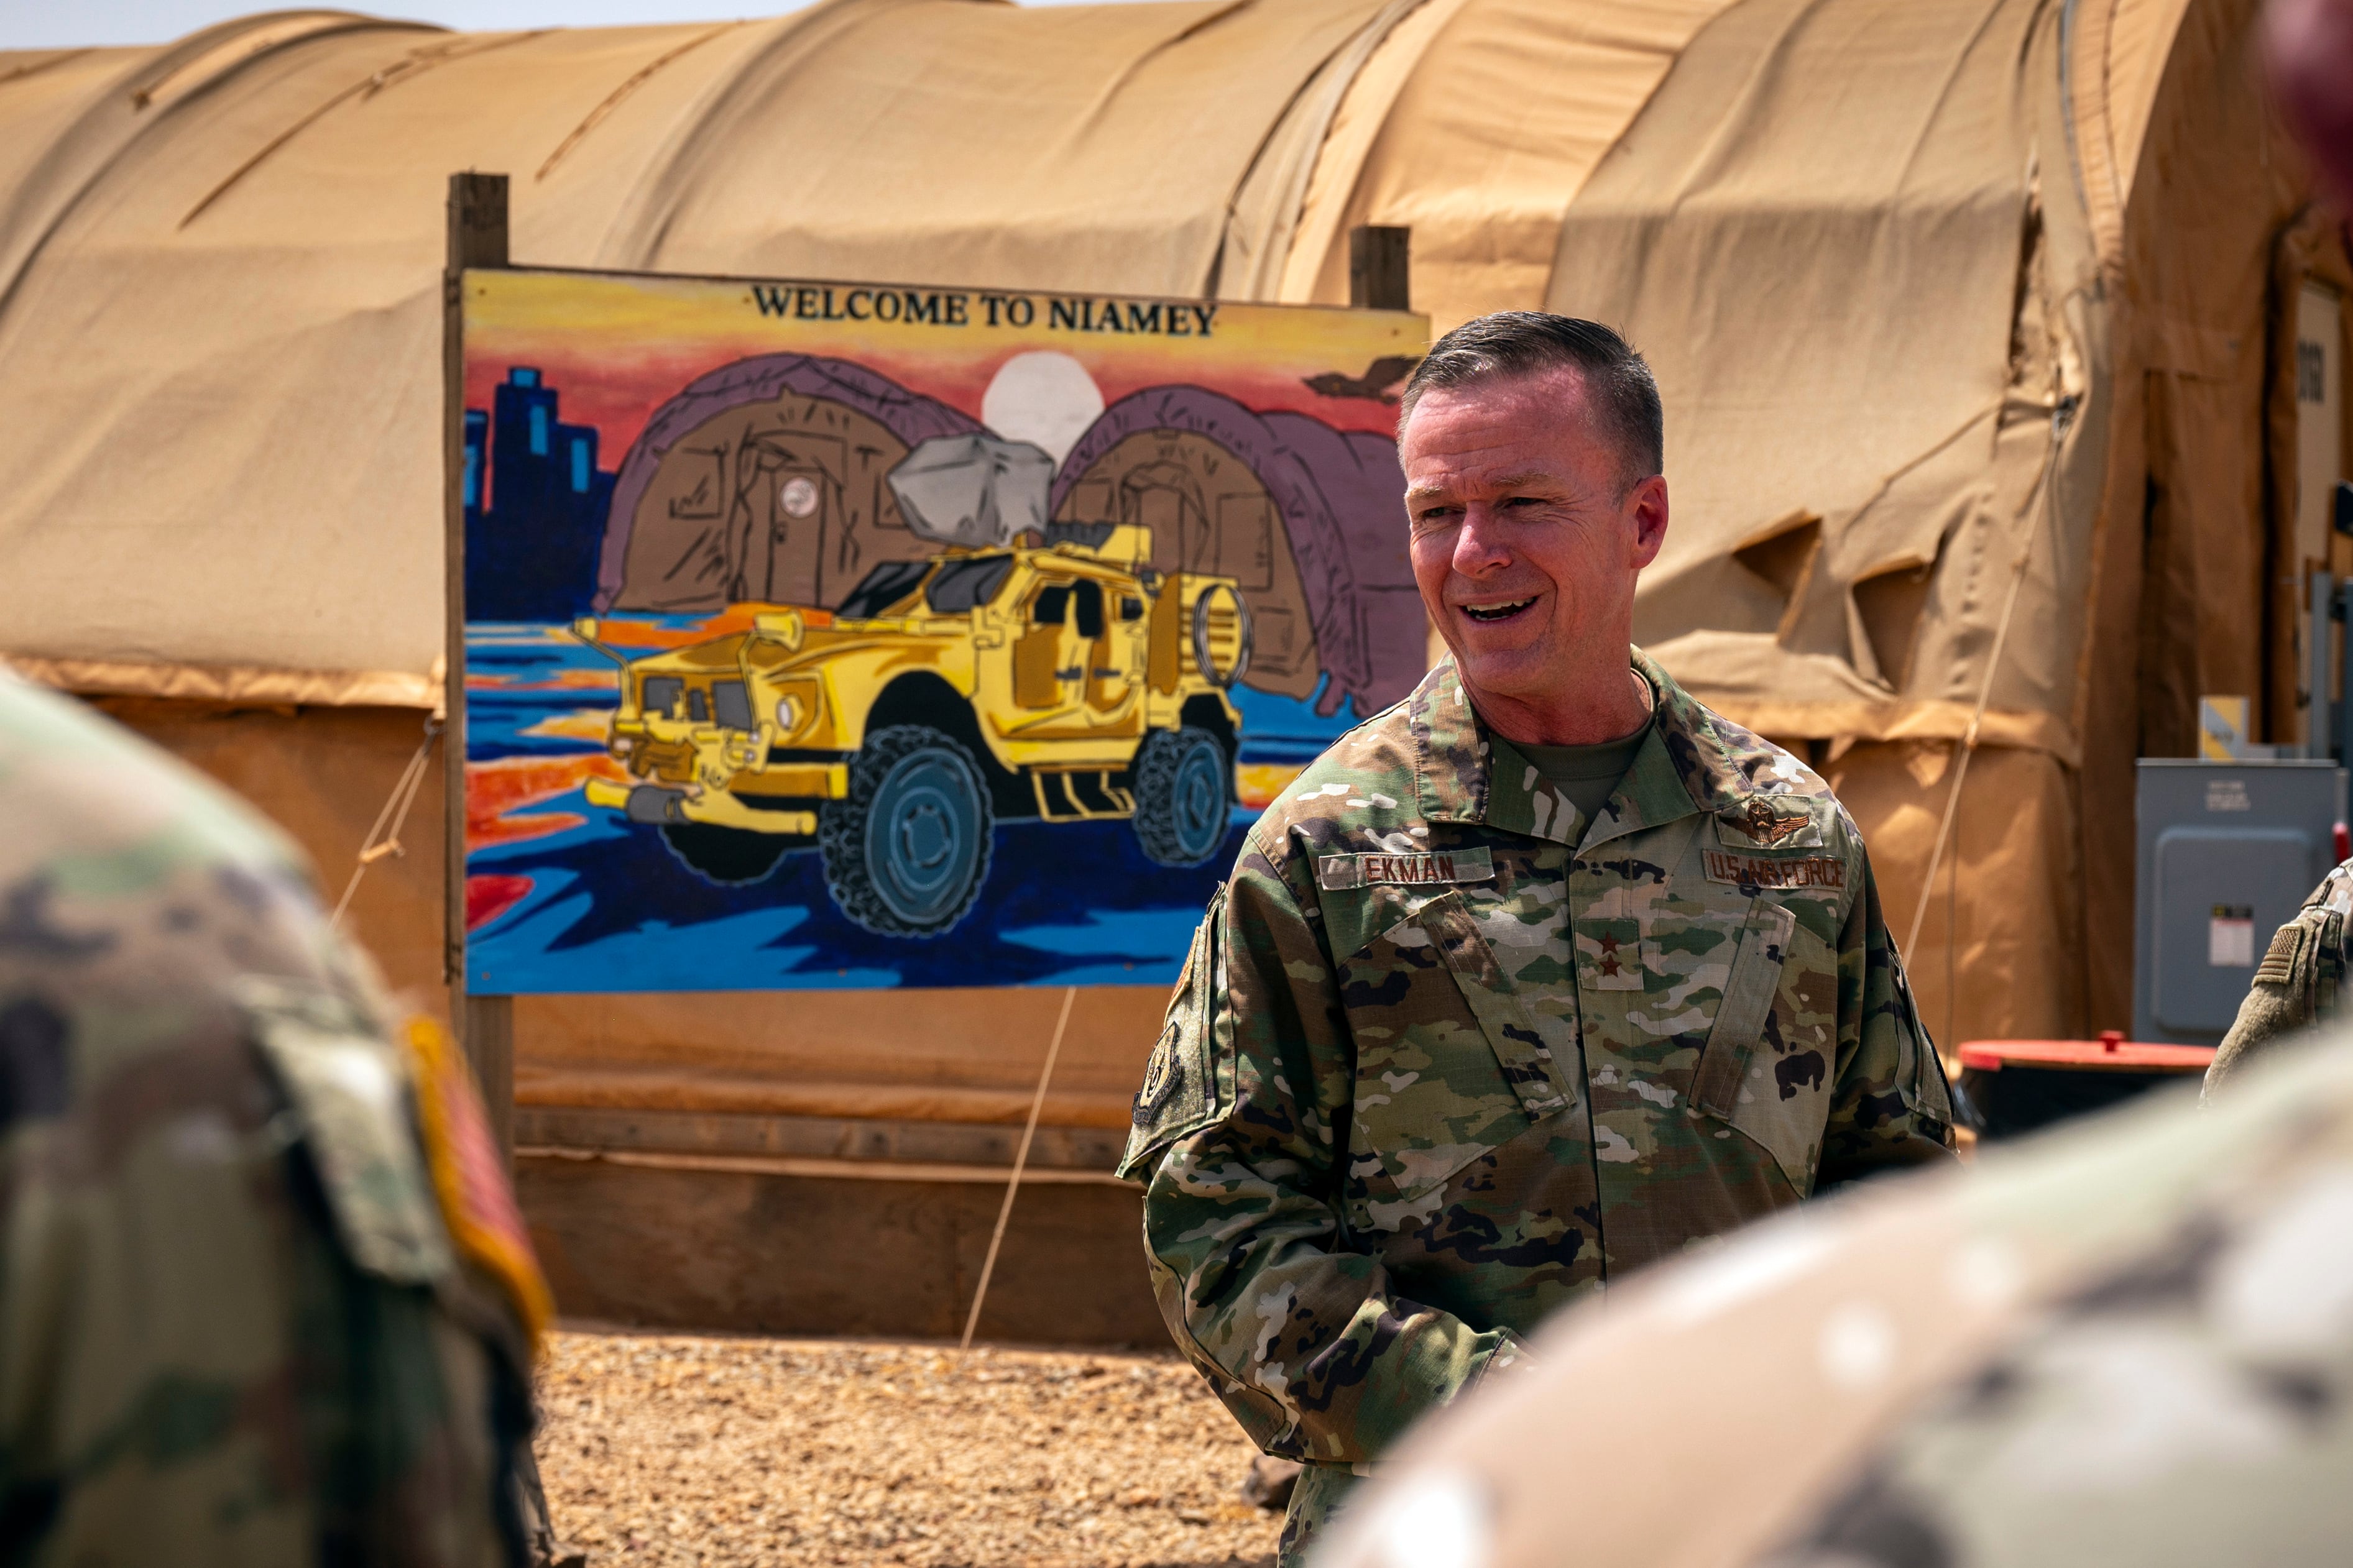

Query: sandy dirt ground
[536,1329,1284,1567]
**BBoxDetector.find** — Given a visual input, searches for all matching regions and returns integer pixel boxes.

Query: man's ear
[1626,474,1669,567]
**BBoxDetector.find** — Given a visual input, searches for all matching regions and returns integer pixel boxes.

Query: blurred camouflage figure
[1121,314,1954,1563]
[0,672,552,1566]
[2204,859,2352,1099]
[2206,0,2353,1106]
[1313,1029,2353,1568]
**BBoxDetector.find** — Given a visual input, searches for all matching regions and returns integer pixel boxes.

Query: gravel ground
[536,1330,1284,1568]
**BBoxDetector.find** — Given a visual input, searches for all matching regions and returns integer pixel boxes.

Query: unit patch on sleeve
[1701,849,1846,890]
[1317,846,1496,891]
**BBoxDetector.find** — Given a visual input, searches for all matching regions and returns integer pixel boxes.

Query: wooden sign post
[444,170,515,1161]
[1349,224,1411,312]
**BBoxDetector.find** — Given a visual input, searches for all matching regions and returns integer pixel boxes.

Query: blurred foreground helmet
[2265,0,2353,203]
[0,675,550,1566]
[1314,1029,2353,1568]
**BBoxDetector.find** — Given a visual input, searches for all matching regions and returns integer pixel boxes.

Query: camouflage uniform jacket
[0,677,538,1567]
[1123,652,1954,1482]
[2206,857,2353,1100]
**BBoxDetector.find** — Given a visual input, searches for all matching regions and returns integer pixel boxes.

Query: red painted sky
[461,273,1421,466]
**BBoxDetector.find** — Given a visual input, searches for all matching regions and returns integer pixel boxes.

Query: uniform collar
[1409,649,1756,851]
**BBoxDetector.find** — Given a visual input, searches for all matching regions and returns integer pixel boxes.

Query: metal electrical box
[2134,761,2344,1043]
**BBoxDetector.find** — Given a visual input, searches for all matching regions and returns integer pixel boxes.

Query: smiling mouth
[1459,598,1535,623]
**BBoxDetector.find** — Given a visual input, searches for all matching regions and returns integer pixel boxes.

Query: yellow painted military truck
[575,492,1251,936]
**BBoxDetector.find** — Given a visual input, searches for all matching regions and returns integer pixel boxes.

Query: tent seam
[1062,0,1259,146]
[535,21,748,183]
[597,0,936,272]
[1889,0,2027,197]
[0,48,96,89]
[122,10,420,107]
[4,655,443,711]
[1207,0,1432,300]
[1539,0,1792,311]
[1268,0,1471,306]
[179,30,555,229]
[0,16,436,328]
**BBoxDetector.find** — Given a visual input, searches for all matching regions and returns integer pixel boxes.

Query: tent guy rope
[1904,401,2075,963]
[962,984,1079,1351]
[330,716,440,930]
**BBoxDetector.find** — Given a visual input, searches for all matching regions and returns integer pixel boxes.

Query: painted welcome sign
[459,265,1426,994]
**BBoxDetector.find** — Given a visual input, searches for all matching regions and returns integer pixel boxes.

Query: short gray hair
[1399,312,1663,486]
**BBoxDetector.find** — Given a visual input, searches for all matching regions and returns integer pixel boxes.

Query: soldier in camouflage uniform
[0,672,548,1565]
[2204,859,2353,1101]
[2203,1,2353,1107]
[1121,314,1955,1562]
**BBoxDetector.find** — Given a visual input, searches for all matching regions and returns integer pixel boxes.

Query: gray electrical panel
[2134,760,2345,1043]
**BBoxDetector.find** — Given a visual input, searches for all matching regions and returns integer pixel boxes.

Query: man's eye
[1412,506,1462,528]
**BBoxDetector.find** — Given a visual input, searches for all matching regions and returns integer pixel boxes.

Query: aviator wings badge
[1740,797,1807,847]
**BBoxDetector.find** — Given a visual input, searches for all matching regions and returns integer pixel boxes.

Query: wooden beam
[1348,224,1410,312]
[443,172,514,1161]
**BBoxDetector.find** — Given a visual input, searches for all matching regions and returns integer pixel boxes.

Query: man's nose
[1452,507,1515,574]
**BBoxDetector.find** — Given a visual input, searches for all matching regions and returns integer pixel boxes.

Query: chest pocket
[1337,889,1573,1223]
[1689,899,1839,1194]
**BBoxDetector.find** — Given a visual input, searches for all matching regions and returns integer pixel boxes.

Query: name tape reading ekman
[1316,850,1498,891]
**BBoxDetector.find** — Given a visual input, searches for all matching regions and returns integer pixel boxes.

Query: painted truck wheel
[821,725,995,936]
[659,822,793,885]
[1131,725,1231,868]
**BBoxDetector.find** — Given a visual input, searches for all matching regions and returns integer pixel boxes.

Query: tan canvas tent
[1,0,2342,1337]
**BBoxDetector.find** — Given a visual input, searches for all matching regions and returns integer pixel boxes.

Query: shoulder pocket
[1119,889,1228,1180]
[238,979,453,1284]
[1690,900,1835,1192]
[1692,900,1797,1097]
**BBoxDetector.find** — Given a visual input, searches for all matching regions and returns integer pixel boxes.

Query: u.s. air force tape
[1701,849,1846,889]
[1316,847,1495,890]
